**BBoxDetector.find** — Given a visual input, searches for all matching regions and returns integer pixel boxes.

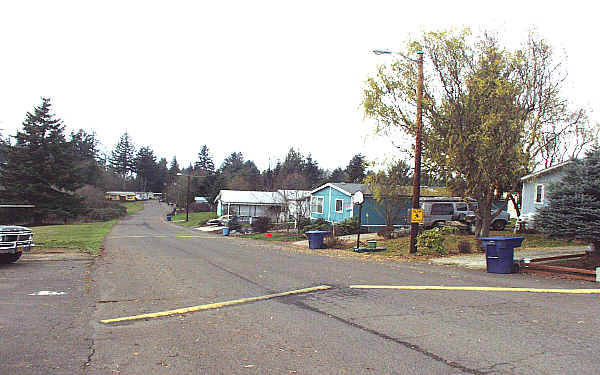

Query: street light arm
[372,49,420,63]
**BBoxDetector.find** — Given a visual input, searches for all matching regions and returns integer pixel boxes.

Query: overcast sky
[1,1,598,172]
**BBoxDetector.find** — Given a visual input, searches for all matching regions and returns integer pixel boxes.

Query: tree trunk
[475,200,493,237]
[510,194,521,218]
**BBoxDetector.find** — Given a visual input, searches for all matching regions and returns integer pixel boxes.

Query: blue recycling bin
[223,227,230,236]
[478,236,524,274]
[166,215,172,221]
[306,230,330,249]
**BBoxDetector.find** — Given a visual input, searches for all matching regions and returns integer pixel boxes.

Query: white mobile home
[214,190,310,223]
[520,160,573,219]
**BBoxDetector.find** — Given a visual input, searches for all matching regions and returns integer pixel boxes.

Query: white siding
[521,171,567,217]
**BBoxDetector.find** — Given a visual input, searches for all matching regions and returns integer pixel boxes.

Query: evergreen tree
[109,132,136,185]
[304,154,324,188]
[70,129,102,187]
[2,98,84,223]
[194,145,215,175]
[536,147,600,252]
[219,152,245,177]
[280,148,305,176]
[154,157,169,192]
[328,167,349,183]
[346,154,367,183]
[168,156,180,184]
[135,146,158,191]
[261,167,276,191]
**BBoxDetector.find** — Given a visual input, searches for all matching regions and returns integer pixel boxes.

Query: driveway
[0,249,95,375]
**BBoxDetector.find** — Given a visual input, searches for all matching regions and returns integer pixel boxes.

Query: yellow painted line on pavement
[100,285,332,324]
[350,285,600,294]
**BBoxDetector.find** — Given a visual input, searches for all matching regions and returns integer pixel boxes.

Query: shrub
[416,226,457,256]
[270,222,291,231]
[87,206,127,221]
[227,215,241,231]
[323,235,348,249]
[251,216,271,233]
[303,218,330,234]
[377,226,395,240]
[457,240,472,254]
[335,218,368,236]
[188,202,212,212]
[297,217,311,231]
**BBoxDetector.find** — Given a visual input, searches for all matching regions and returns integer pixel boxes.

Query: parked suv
[0,225,34,263]
[421,198,509,231]
[463,202,510,231]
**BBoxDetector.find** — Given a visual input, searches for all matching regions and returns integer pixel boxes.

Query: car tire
[0,252,22,264]
[492,220,506,231]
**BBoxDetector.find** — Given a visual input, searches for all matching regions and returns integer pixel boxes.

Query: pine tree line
[2,98,418,223]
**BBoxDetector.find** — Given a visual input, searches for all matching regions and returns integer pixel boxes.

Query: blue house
[309,182,446,230]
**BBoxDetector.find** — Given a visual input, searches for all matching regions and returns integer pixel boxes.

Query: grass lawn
[121,201,144,215]
[31,201,146,255]
[345,230,582,258]
[32,219,118,255]
[171,212,217,227]
[239,232,305,242]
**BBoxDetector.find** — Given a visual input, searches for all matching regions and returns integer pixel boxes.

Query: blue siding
[353,197,412,228]
[310,186,353,222]
[310,189,329,220]
[310,185,413,228]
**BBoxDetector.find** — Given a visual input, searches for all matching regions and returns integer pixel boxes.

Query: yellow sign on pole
[411,208,424,223]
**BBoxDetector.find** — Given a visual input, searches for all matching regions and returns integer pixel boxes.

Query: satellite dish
[352,191,364,205]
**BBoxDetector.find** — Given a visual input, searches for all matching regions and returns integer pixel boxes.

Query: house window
[335,199,343,213]
[535,184,544,204]
[311,196,324,214]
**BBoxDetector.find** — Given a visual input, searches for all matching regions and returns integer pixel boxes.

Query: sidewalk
[431,246,589,269]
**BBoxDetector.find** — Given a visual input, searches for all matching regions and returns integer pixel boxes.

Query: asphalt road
[3,202,600,374]
[0,250,95,374]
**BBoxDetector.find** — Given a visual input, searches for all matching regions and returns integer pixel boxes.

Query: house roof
[310,182,447,197]
[277,190,311,200]
[214,190,311,204]
[310,183,368,196]
[521,160,574,182]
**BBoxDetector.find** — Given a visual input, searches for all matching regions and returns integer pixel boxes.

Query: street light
[373,49,424,254]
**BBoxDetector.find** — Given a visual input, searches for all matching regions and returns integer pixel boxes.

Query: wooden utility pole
[409,52,424,254]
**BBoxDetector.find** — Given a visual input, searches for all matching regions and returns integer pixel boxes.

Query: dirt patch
[543,256,600,271]
[24,247,94,260]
